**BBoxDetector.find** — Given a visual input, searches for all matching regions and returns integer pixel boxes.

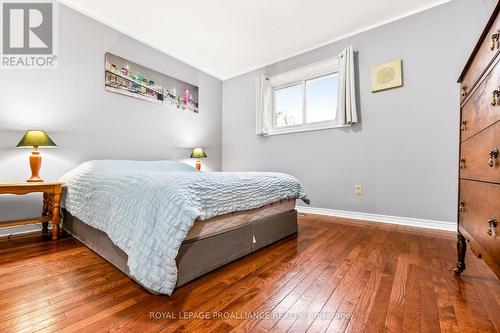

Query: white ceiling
[58,0,449,80]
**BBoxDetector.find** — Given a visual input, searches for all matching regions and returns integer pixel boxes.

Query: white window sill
[262,122,350,136]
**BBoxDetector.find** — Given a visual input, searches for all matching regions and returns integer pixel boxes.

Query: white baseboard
[296,206,455,232]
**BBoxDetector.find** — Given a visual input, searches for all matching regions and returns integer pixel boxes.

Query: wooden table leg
[51,193,61,240]
[42,193,50,233]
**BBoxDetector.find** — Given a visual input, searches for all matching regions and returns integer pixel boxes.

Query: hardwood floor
[0,214,499,333]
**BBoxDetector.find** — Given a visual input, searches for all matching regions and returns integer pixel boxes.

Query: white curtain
[336,46,358,125]
[255,75,272,135]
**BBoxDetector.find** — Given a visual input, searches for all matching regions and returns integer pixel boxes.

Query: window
[273,73,338,129]
[256,47,357,136]
[265,57,342,135]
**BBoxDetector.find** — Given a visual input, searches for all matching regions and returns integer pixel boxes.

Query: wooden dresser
[455,3,500,278]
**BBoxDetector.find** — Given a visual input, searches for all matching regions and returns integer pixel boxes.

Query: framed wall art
[370,59,403,93]
[105,53,199,113]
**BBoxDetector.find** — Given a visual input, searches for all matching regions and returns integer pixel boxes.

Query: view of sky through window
[306,73,338,123]
[275,83,303,127]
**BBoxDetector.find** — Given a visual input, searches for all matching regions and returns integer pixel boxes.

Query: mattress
[185,199,296,240]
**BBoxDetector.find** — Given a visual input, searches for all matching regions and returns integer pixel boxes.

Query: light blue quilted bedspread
[60,160,309,295]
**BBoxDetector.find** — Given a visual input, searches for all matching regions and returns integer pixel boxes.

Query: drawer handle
[459,201,465,213]
[491,89,500,106]
[461,86,467,97]
[487,217,497,237]
[490,33,499,51]
[460,159,466,169]
[461,120,467,131]
[489,147,499,167]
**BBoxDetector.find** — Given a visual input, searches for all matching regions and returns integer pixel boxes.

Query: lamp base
[195,160,201,171]
[27,151,44,182]
[27,178,43,183]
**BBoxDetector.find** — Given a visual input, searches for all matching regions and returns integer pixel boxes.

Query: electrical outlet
[355,185,363,195]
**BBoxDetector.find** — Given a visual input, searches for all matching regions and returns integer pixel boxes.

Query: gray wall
[222,0,496,223]
[0,4,222,223]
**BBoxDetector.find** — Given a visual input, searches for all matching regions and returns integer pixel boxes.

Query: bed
[60,160,309,295]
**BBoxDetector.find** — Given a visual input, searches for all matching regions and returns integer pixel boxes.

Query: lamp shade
[16,130,57,148]
[190,147,207,159]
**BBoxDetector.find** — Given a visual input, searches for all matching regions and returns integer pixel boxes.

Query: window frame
[266,56,347,136]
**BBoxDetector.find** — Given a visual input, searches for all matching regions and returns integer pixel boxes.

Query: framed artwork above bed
[104,52,199,113]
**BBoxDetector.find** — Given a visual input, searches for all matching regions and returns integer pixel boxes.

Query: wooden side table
[0,182,63,240]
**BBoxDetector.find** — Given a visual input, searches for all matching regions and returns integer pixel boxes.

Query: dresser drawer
[460,121,500,183]
[459,180,500,263]
[461,12,500,103]
[461,57,500,141]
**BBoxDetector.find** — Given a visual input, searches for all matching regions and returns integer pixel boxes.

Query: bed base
[62,209,298,294]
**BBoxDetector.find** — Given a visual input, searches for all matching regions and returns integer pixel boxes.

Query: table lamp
[16,130,57,182]
[190,147,207,171]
